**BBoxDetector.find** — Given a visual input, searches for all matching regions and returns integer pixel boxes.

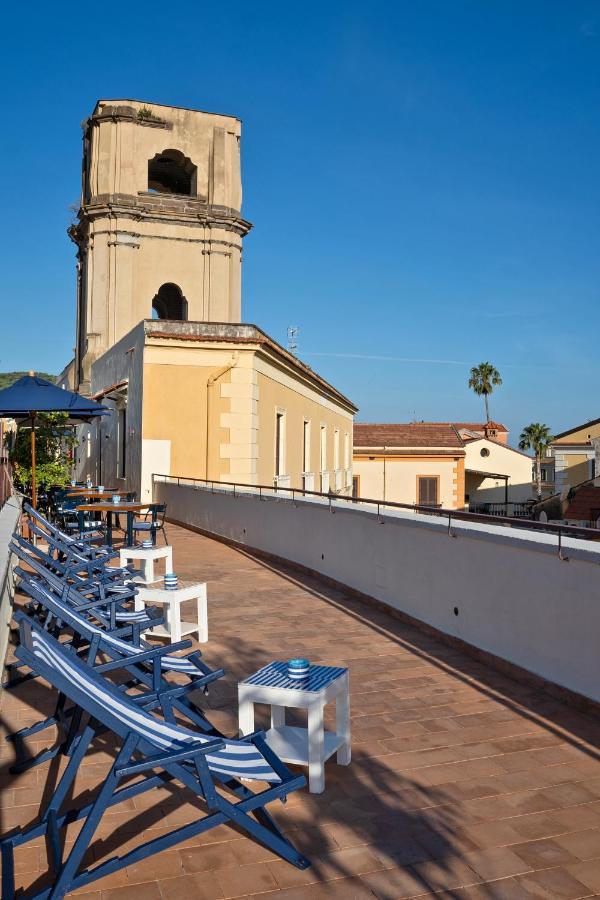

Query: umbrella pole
[30,413,37,509]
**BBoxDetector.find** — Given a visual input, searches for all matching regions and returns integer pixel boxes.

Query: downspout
[205,352,239,480]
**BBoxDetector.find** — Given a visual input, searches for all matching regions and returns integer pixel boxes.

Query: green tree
[10,412,77,493]
[468,362,502,422]
[519,423,553,500]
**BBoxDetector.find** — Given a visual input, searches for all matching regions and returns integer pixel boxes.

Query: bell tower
[70,99,252,392]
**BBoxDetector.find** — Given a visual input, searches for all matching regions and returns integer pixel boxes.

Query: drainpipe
[206,352,239,480]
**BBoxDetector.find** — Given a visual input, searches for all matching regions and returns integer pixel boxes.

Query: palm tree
[519,423,553,500]
[468,362,502,422]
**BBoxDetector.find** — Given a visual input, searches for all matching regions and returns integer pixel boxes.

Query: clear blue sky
[2,1,599,443]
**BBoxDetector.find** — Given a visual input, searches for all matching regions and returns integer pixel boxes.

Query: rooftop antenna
[287,326,299,356]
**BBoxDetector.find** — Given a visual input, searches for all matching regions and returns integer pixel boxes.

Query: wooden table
[76,502,149,547]
[67,491,117,500]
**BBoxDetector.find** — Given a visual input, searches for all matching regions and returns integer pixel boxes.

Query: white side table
[135,582,208,643]
[119,545,173,585]
[238,662,350,793]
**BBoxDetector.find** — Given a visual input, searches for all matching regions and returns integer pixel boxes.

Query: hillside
[0,372,57,390]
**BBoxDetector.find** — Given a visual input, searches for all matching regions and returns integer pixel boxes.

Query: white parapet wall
[155,481,600,704]
[0,496,20,674]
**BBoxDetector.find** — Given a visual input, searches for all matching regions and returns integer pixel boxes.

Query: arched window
[148,149,197,196]
[151,283,188,321]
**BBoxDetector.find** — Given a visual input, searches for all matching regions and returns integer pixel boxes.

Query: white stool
[119,545,173,585]
[238,662,350,793]
[135,582,208,643]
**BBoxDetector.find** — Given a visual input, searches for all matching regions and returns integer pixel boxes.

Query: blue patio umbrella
[0,372,108,507]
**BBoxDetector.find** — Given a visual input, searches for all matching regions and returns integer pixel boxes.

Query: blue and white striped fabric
[13,550,146,627]
[29,629,280,783]
[27,580,200,677]
[243,661,347,692]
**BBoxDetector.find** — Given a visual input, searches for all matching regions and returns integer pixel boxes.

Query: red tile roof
[354,422,463,449]
[453,421,508,433]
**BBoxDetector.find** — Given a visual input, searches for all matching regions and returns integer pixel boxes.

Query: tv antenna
[287,326,299,355]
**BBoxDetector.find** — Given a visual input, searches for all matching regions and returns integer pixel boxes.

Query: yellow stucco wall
[352,456,460,508]
[255,366,353,491]
[560,454,592,488]
[554,422,600,445]
[463,438,533,503]
[142,360,231,479]
[139,339,355,493]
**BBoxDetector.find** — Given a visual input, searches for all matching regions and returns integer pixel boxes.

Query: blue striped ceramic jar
[164,573,178,591]
[288,658,310,680]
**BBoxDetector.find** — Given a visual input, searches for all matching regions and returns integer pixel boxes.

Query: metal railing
[469,501,534,519]
[152,473,600,559]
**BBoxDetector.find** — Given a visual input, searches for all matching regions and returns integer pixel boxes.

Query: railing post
[558,527,569,562]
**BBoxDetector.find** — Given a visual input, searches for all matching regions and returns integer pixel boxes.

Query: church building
[60,99,356,500]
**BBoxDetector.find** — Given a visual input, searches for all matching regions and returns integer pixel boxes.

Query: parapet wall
[155,481,600,705]
[0,496,20,675]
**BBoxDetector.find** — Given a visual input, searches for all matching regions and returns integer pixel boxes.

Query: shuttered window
[417,476,438,506]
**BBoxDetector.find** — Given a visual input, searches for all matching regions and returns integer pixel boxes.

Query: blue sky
[1,1,599,443]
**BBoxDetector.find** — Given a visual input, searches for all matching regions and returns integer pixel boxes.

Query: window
[320,425,327,471]
[352,475,360,499]
[480,447,490,457]
[333,429,340,470]
[148,149,197,196]
[302,420,311,472]
[118,408,127,479]
[417,476,438,506]
[344,432,350,469]
[275,411,285,477]
[151,283,188,321]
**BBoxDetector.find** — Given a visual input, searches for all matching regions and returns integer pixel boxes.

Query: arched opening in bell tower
[148,149,197,196]
[151,283,188,320]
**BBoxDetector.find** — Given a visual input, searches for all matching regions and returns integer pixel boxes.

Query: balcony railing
[152,473,600,559]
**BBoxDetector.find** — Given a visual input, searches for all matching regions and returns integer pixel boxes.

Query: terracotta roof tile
[453,421,508,432]
[354,422,463,449]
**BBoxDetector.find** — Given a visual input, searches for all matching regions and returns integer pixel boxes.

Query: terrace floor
[2,524,600,899]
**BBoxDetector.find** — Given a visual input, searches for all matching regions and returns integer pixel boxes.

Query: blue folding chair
[10,540,153,632]
[1,614,309,899]
[14,575,220,688]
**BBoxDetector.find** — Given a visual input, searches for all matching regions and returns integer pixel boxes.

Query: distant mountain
[0,372,57,390]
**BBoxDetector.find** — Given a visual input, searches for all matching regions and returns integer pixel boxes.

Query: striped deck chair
[7,584,224,774]
[24,503,114,559]
[12,531,143,608]
[16,576,222,692]
[1,615,309,898]
[10,539,153,632]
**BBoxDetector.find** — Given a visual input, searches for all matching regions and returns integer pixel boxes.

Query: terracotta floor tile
[214,861,279,897]
[462,847,533,880]
[101,883,162,900]
[566,859,600,893]
[511,838,580,870]
[3,524,600,899]
[554,828,600,862]
[157,873,225,900]
[360,865,435,899]
[513,866,594,898]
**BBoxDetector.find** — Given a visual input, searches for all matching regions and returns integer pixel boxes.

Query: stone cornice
[143,320,358,414]
[70,194,252,243]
